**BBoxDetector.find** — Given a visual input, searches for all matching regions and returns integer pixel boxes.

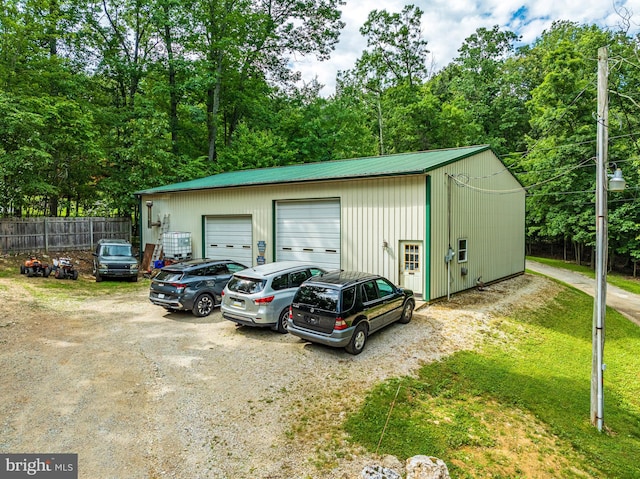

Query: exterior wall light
[146,201,154,229]
[146,200,161,228]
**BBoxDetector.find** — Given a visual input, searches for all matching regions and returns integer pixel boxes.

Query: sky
[294,0,640,96]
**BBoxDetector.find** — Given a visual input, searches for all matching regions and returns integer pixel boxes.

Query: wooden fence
[0,217,132,253]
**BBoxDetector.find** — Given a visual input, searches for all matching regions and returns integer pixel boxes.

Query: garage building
[136,145,525,301]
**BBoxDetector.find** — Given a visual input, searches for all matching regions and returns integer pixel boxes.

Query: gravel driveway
[0,270,555,478]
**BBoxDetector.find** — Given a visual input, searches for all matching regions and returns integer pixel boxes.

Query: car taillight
[254,295,275,305]
[334,317,347,330]
[288,305,293,319]
[171,283,186,292]
[221,290,225,297]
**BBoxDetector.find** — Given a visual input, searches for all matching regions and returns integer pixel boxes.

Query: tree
[358,4,429,88]
[185,0,345,163]
[517,22,633,264]
[0,0,104,216]
[444,25,525,154]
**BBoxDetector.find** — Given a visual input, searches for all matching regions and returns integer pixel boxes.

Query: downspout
[424,176,432,301]
[201,215,206,260]
[136,195,143,262]
[445,174,454,300]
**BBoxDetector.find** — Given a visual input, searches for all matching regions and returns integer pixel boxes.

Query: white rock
[360,464,402,479]
[380,454,403,471]
[406,455,450,479]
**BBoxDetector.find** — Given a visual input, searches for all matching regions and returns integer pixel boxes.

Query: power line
[499,132,640,164]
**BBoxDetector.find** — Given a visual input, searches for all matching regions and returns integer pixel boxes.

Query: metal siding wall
[340,176,425,285]
[141,176,426,291]
[429,151,525,299]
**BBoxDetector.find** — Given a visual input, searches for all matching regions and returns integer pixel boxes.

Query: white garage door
[205,216,253,266]
[276,199,340,270]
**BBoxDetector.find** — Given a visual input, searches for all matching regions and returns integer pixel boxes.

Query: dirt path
[0,271,556,478]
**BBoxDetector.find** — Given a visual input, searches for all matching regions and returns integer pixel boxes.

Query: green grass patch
[527,256,640,295]
[17,274,149,304]
[344,286,640,478]
[36,276,148,297]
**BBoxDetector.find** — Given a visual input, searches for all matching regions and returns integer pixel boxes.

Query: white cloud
[295,0,640,96]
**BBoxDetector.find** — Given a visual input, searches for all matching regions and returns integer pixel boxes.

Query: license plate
[233,299,244,308]
[158,293,165,299]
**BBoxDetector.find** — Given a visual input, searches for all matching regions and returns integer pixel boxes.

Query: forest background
[1,1,640,272]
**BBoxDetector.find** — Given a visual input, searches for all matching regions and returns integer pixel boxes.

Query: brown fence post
[44,217,48,252]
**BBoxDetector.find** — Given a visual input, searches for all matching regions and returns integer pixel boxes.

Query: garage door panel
[205,216,253,266]
[276,237,340,249]
[276,200,340,270]
[278,248,339,266]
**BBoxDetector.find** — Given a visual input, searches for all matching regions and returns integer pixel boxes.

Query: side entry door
[400,241,423,296]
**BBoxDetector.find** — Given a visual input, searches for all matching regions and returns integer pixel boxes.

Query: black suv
[150,259,247,317]
[287,271,415,354]
[92,238,139,282]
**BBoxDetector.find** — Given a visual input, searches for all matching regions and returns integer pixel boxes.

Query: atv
[53,257,79,280]
[20,256,52,278]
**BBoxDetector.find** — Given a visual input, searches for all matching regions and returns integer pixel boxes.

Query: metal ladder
[151,214,170,262]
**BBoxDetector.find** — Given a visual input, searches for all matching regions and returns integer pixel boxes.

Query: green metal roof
[136,145,491,195]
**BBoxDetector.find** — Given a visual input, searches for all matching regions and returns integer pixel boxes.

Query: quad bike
[53,257,79,280]
[20,256,52,278]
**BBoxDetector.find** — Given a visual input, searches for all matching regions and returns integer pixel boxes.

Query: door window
[290,270,309,287]
[403,244,420,271]
[228,263,246,273]
[375,278,394,298]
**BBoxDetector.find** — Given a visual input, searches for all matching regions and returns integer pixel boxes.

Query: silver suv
[221,261,326,333]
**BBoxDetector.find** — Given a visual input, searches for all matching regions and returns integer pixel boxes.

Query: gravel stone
[0,266,557,478]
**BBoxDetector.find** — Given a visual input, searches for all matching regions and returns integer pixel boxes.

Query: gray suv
[221,261,326,333]
[149,259,247,317]
[92,239,139,282]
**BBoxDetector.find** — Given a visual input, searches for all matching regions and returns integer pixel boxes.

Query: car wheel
[275,308,289,334]
[43,266,51,278]
[71,270,79,280]
[55,269,62,279]
[95,270,102,282]
[398,300,415,324]
[26,267,34,277]
[345,322,368,355]
[192,293,214,317]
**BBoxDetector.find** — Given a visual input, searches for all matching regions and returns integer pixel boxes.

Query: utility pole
[592,46,608,432]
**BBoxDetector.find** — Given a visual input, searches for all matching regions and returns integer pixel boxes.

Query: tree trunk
[162,4,179,154]
[207,58,223,163]
[376,94,384,156]
[48,196,58,217]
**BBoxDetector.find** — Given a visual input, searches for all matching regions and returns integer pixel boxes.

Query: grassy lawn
[527,255,640,295]
[344,284,640,478]
[3,262,150,300]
